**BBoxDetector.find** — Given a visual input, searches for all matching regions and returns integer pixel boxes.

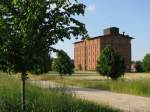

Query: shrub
[134,61,144,72]
[96,46,126,80]
[52,50,74,75]
[143,54,150,72]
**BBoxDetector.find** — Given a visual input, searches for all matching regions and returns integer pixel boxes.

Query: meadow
[0,73,119,112]
[36,71,150,97]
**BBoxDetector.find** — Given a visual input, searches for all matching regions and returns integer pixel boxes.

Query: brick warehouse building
[74,27,134,71]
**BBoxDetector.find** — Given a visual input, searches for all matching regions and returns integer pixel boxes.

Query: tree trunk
[21,72,27,112]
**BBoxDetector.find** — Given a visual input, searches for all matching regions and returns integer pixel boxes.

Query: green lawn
[37,71,150,97]
[0,73,119,112]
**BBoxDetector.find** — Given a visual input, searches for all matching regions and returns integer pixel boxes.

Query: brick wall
[100,36,131,70]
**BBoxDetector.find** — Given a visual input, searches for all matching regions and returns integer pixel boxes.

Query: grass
[0,73,119,112]
[38,72,150,97]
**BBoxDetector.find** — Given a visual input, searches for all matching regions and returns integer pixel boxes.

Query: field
[0,73,119,112]
[33,71,150,97]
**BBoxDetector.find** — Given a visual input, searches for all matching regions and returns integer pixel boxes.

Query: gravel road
[30,80,150,112]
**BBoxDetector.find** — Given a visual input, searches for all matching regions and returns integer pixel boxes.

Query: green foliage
[31,52,52,74]
[52,50,74,75]
[96,46,126,80]
[134,61,144,72]
[143,54,150,72]
[0,1,87,111]
[0,75,119,112]
[0,0,87,74]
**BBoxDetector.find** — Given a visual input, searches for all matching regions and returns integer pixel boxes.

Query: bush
[134,61,144,72]
[96,46,126,80]
[52,50,74,75]
[143,54,150,72]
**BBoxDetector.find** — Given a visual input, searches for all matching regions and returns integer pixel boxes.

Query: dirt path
[30,80,150,112]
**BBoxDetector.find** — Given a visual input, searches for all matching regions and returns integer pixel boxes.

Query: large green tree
[52,50,74,75]
[143,54,150,72]
[0,0,87,111]
[96,46,126,80]
[31,51,52,74]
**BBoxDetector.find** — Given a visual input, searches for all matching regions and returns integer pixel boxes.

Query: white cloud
[87,4,96,12]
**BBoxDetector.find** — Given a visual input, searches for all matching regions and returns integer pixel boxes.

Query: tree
[52,50,74,75]
[96,46,126,80]
[134,61,144,72]
[0,0,87,111]
[143,54,150,72]
[31,51,52,74]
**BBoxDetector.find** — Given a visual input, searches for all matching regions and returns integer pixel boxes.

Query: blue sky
[53,0,150,61]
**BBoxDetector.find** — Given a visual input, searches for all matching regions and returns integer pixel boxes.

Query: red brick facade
[74,27,133,71]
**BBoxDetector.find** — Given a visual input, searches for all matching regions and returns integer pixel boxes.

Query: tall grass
[84,79,150,97]
[40,75,150,97]
[0,74,119,112]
